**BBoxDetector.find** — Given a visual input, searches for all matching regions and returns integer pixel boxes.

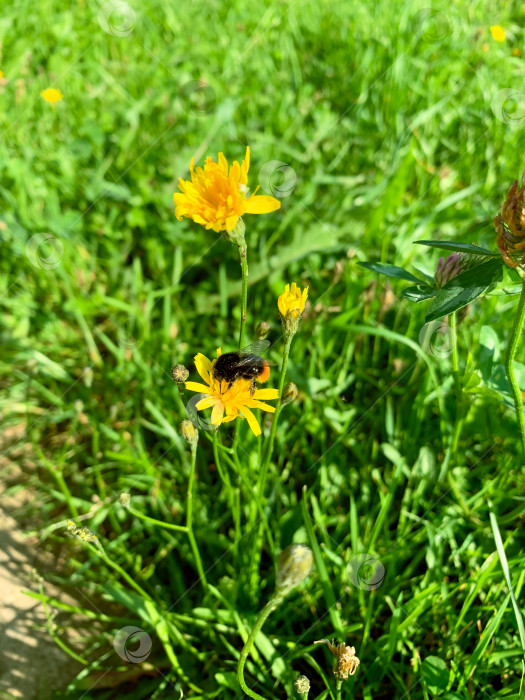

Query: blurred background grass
[1,0,525,698]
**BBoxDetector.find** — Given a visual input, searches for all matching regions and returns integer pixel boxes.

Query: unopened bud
[118,492,131,508]
[294,675,310,694]
[225,217,246,248]
[255,321,271,340]
[434,252,474,289]
[282,382,298,405]
[276,544,313,593]
[180,419,199,447]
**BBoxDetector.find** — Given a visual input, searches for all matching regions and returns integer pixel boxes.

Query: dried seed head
[255,321,271,340]
[171,364,189,384]
[118,492,131,508]
[282,382,298,406]
[494,173,525,268]
[179,419,199,447]
[294,675,311,694]
[276,544,313,593]
[314,639,360,681]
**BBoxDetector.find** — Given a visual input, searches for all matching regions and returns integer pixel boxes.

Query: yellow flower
[513,48,522,57]
[40,88,64,103]
[173,147,281,233]
[278,283,309,319]
[185,349,279,437]
[490,25,506,42]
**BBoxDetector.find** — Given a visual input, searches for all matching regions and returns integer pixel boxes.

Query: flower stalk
[505,277,525,454]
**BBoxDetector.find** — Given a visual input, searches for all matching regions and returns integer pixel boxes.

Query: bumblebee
[212,340,271,394]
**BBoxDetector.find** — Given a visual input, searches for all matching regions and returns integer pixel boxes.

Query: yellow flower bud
[276,544,313,592]
[278,283,308,338]
[118,492,131,508]
[179,419,199,447]
[282,381,298,405]
[294,675,311,694]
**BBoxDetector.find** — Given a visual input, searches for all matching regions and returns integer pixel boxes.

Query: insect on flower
[212,340,272,395]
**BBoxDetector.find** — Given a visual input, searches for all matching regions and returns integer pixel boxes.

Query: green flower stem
[212,429,232,489]
[128,507,188,533]
[237,591,285,700]
[505,279,525,454]
[449,310,464,454]
[336,679,343,700]
[239,245,249,350]
[187,443,208,590]
[260,334,293,491]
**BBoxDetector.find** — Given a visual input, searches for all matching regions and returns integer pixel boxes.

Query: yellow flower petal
[240,406,261,436]
[244,194,281,214]
[194,353,213,383]
[211,402,225,425]
[185,381,212,394]
[195,397,217,410]
[245,400,276,413]
[252,388,280,400]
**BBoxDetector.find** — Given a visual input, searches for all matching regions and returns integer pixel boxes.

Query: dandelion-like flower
[315,639,360,681]
[185,349,279,436]
[173,147,281,235]
[490,25,506,42]
[278,283,309,337]
[494,173,525,268]
[40,88,64,103]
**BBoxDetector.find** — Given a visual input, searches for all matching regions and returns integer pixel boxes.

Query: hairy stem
[239,245,249,350]
[187,443,208,590]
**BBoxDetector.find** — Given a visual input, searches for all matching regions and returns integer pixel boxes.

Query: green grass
[2,0,525,698]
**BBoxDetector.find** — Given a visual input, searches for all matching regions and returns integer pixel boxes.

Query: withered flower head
[494,173,525,268]
[294,675,311,694]
[315,639,360,681]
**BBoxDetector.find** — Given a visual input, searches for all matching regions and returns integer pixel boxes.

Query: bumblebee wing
[239,340,270,356]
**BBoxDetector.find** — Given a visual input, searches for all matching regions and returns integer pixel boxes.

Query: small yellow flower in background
[40,87,64,103]
[185,349,278,436]
[173,147,281,234]
[278,283,309,338]
[513,48,522,57]
[490,25,506,42]
[278,283,308,318]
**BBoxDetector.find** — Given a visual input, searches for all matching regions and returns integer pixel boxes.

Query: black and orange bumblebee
[212,340,271,394]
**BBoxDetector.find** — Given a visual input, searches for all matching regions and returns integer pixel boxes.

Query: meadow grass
[1,0,525,698]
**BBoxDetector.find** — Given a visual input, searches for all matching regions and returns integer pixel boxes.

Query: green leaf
[415,240,499,256]
[425,259,503,322]
[401,284,436,303]
[358,261,423,283]
[479,326,499,381]
[422,656,450,695]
